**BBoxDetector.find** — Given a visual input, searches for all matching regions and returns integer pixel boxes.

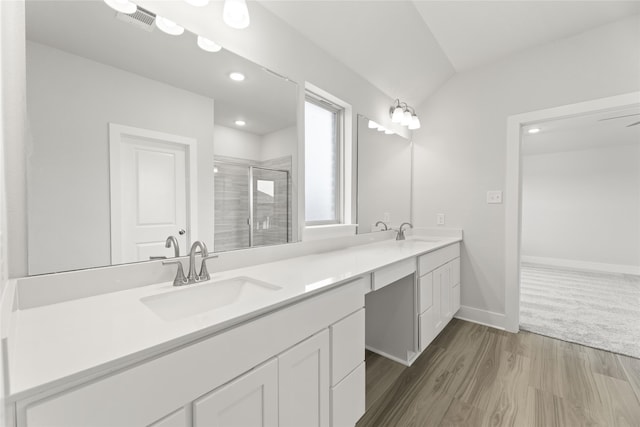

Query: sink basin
[141,276,282,321]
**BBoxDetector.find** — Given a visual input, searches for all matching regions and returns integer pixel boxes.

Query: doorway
[504,92,640,336]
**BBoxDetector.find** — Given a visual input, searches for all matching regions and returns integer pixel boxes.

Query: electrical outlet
[486,190,503,204]
[383,212,390,222]
[437,213,445,225]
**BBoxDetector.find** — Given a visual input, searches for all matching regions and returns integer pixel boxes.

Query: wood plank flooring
[357,319,640,427]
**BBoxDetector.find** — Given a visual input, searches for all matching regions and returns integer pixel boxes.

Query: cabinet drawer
[330,362,365,427]
[418,243,460,275]
[418,272,433,314]
[330,309,365,386]
[419,307,438,351]
[372,258,416,291]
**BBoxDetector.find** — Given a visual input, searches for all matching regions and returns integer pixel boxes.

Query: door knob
[178,229,186,235]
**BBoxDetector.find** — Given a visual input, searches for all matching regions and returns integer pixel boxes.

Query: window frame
[304,91,345,226]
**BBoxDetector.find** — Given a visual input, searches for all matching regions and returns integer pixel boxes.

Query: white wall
[260,125,297,162]
[213,125,261,161]
[26,41,215,274]
[413,15,640,325]
[521,144,640,271]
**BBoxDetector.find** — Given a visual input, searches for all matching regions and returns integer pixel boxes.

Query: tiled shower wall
[214,155,292,252]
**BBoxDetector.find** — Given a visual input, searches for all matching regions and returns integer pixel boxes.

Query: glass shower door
[250,167,289,247]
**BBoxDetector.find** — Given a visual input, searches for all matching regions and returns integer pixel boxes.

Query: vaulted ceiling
[259,1,640,107]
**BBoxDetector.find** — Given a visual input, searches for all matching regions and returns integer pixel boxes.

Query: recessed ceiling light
[223,0,251,29]
[197,36,222,53]
[229,72,245,82]
[104,0,137,14]
[235,120,246,126]
[155,17,185,36]
[527,128,541,134]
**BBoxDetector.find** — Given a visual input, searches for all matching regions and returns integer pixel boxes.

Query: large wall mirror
[25,1,298,275]
[357,115,412,234]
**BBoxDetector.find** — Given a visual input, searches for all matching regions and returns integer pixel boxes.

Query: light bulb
[156,17,185,36]
[197,36,222,52]
[104,0,137,14]
[408,115,421,130]
[223,0,250,29]
[184,0,209,6]
[401,110,412,126]
[391,106,404,123]
[368,120,378,129]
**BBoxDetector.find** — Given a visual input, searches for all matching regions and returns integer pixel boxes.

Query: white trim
[454,305,506,330]
[505,91,640,333]
[108,124,198,264]
[521,256,640,276]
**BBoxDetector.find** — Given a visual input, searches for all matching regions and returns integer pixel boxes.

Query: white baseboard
[454,305,506,331]
[521,256,640,276]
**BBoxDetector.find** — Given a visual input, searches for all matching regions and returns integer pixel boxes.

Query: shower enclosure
[214,159,290,252]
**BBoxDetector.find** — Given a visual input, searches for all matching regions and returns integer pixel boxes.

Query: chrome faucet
[396,222,413,240]
[163,240,217,287]
[165,235,180,258]
[375,220,389,231]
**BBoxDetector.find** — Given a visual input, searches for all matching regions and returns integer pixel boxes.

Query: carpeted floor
[520,263,640,359]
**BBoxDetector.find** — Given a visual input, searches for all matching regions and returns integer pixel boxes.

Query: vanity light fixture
[390,99,421,130]
[183,0,210,6]
[197,36,222,52]
[527,128,541,134]
[155,16,185,36]
[104,0,137,14]
[229,72,245,81]
[235,120,246,126]
[223,0,251,29]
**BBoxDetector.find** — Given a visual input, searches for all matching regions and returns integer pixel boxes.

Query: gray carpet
[520,263,640,359]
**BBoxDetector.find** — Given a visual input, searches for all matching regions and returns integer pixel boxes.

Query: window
[305,93,344,225]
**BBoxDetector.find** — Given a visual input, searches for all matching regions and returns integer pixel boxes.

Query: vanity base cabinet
[193,359,278,427]
[279,330,330,427]
[417,243,461,352]
[17,279,365,427]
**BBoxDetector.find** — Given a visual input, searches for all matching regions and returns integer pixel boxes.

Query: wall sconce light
[390,99,421,130]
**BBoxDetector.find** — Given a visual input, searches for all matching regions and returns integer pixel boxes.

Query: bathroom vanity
[2,233,461,426]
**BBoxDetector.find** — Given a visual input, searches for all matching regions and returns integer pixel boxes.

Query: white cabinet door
[440,262,452,325]
[279,330,330,427]
[432,264,445,333]
[193,358,278,427]
[451,257,461,315]
[149,408,188,427]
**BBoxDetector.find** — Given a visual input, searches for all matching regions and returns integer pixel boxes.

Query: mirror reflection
[357,115,412,234]
[25,0,297,275]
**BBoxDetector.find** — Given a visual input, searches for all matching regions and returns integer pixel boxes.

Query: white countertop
[5,236,461,401]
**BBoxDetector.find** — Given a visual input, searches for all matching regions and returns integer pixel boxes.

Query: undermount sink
[141,276,283,321]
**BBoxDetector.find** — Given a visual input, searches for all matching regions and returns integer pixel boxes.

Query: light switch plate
[436,213,445,225]
[487,191,503,204]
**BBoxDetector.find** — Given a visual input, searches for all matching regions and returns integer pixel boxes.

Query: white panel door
[110,124,197,264]
[279,330,330,427]
[193,358,278,427]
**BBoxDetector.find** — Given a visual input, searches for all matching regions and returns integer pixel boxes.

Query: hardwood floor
[357,319,640,427]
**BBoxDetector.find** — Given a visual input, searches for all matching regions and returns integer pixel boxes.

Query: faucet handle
[199,255,219,282]
[162,260,189,286]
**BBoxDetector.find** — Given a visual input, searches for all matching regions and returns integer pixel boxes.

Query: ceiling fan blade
[627,121,640,127]
[599,113,640,122]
